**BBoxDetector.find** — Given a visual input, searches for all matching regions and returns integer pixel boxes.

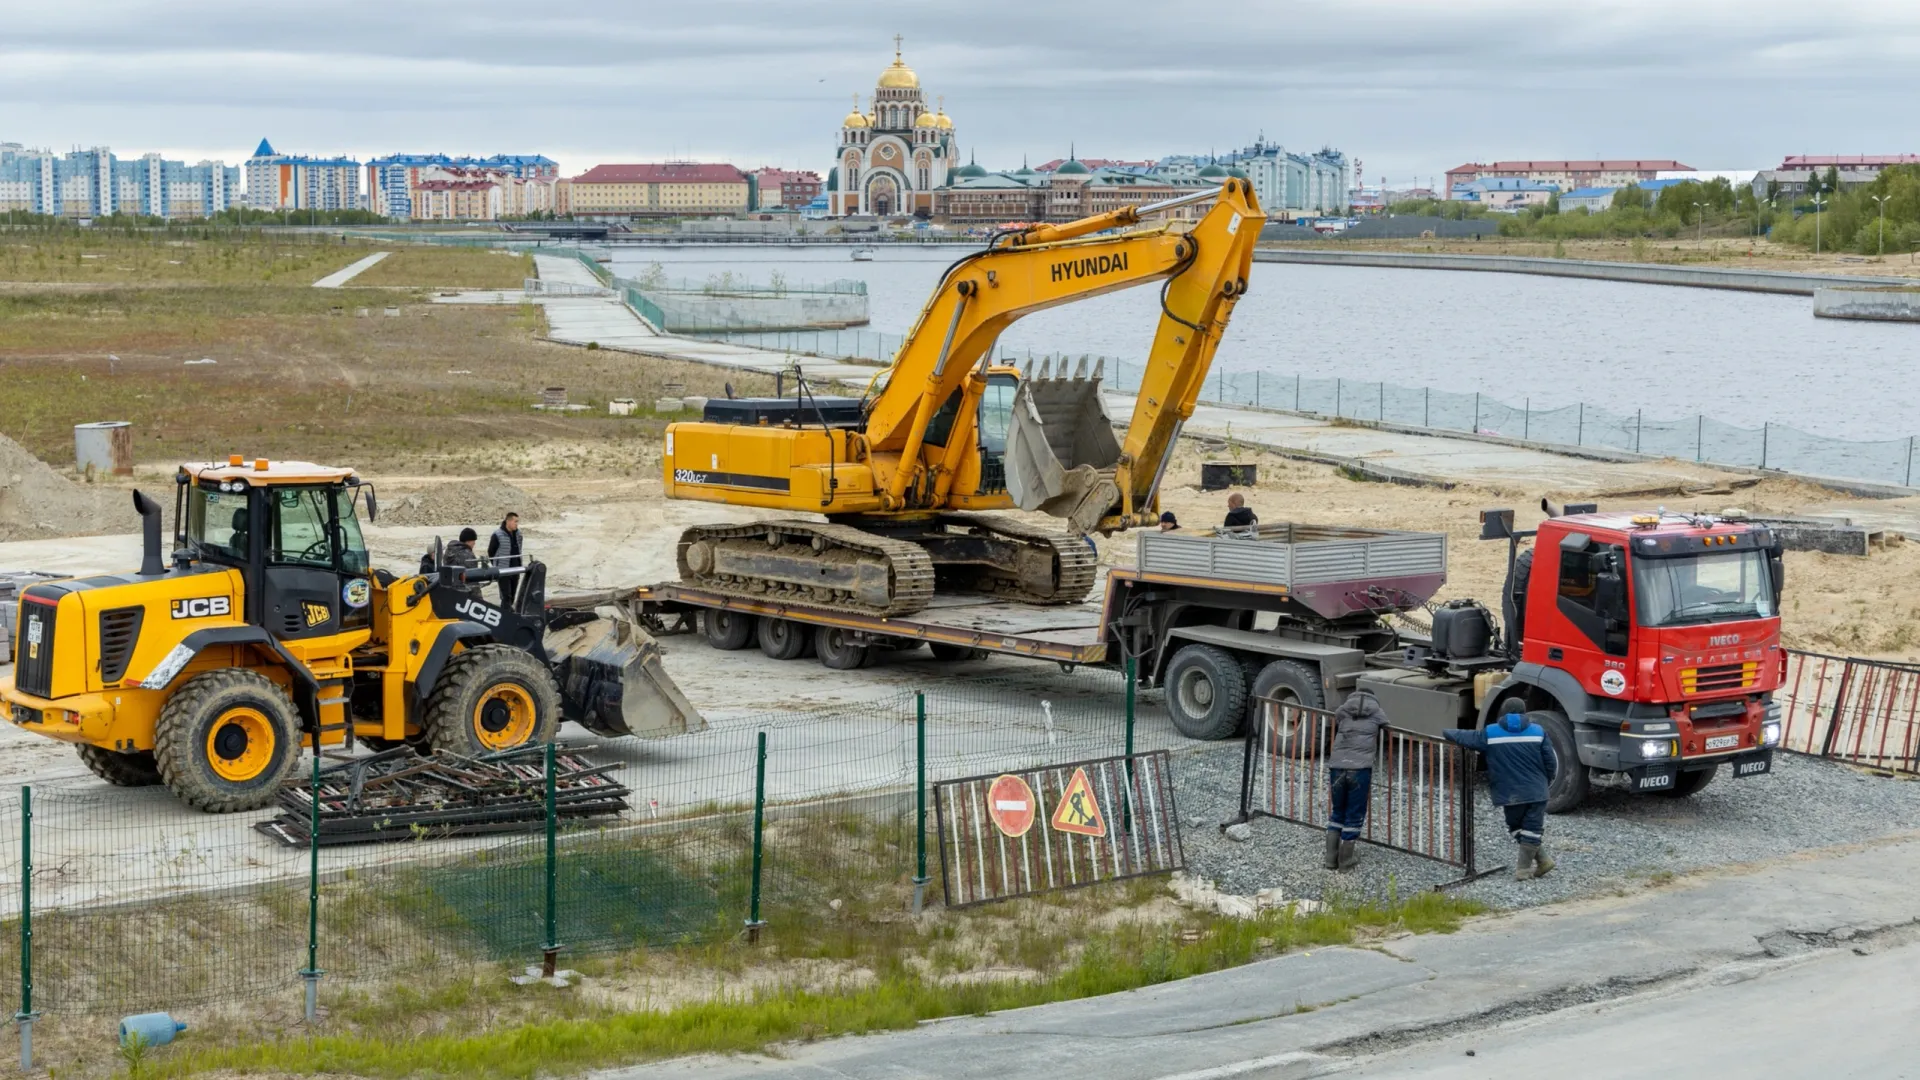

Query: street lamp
[1693,200,1707,243]
[1811,193,1826,255]
[1870,194,1890,257]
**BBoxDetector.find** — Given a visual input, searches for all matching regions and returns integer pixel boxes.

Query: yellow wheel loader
[1,457,699,812]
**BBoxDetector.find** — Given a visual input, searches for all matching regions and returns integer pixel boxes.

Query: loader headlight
[1761,721,1782,748]
[1639,738,1674,759]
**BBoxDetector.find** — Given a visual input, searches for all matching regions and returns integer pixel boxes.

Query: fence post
[1254,372,1260,409]
[541,742,559,978]
[1124,657,1137,832]
[1523,398,1530,441]
[1696,415,1704,462]
[1908,436,1915,488]
[1336,378,1342,417]
[1635,410,1643,454]
[746,731,768,942]
[1472,393,1480,434]
[1761,422,1769,470]
[15,786,32,1074]
[1295,374,1301,412]
[1378,382,1385,422]
[1425,387,1431,429]
[1577,403,1584,446]
[912,694,929,915]
[301,753,322,1023]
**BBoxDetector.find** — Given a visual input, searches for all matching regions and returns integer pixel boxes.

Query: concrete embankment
[1255,248,1917,296]
[1814,285,1920,322]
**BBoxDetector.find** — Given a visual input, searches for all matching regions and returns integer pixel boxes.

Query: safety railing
[1780,650,1920,773]
[1224,699,1485,884]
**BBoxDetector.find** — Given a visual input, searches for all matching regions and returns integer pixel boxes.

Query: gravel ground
[1173,748,1920,911]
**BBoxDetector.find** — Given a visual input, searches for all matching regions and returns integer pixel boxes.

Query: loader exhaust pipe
[133,490,164,576]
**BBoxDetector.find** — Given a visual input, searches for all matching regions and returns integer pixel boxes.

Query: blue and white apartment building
[0,143,239,219]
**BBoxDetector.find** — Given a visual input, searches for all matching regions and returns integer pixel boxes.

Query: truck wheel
[757,617,811,660]
[815,626,872,670]
[1533,709,1589,814]
[77,745,162,787]
[1661,766,1717,798]
[153,669,302,812]
[1165,645,1248,741]
[929,643,985,663]
[425,644,561,756]
[703,610,756,651]
[1246,659,1327,743]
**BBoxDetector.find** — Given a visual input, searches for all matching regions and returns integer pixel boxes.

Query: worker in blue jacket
[1443,700,1559,880]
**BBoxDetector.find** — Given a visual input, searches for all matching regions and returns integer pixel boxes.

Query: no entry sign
[987,774,1036,837]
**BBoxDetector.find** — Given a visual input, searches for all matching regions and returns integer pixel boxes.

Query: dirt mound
[376,476,544,529]
[0,434,121,541]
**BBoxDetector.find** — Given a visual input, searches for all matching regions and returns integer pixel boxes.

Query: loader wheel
[757,617,812,661]
[424,643,560,756]
[1165,645,1248,741]
[154,669,301,812]
[703,610,756,651]
[77,745,161,787]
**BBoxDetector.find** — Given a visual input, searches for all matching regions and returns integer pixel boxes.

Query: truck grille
[15,596,56,698]
[1681,661,1758,695]
[97,606,144,683]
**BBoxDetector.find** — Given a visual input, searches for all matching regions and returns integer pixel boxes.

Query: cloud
[4,0,1917,178]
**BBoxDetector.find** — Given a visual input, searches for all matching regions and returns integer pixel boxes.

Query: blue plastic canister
[119,1013,187,1047]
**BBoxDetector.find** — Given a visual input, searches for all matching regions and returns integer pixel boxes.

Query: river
[607,245,1917,444]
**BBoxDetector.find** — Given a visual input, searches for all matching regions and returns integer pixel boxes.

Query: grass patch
[0,230,370,285]
[347,248,534,290]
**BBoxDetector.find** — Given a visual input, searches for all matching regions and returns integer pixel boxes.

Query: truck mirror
[1767,542,1785,600]
[1479,508,1514,540]
[364,486,378,523]
[1596,568,1628,623]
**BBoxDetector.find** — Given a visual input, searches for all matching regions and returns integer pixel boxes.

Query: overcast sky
[5,0,1918,184]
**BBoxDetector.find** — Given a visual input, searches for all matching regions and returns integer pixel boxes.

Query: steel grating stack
[256,743,631,847]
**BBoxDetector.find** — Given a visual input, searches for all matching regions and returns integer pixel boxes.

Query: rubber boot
[1323,829,1341,870]
[1531,843,1555,879]
[1337,839,1357,870]
[1513,843,1536,881]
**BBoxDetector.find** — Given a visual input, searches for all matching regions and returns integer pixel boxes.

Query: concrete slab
[532,251,607,289]
[312,251,389,288]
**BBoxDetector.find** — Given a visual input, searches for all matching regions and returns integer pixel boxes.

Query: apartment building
[0,143,238,218]
[567,163,750,218]
[245,139,361,211]
[366,153,557,218]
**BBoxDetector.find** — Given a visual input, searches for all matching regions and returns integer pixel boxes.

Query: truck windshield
[1633,549,1774,628]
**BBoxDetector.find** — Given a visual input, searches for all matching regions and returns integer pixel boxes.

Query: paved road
[619,834,1920,1080]
[312,251,389,287]
[1328,937,1920,1079]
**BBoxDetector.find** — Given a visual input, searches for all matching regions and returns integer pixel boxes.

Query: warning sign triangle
[1049,766,1107,837]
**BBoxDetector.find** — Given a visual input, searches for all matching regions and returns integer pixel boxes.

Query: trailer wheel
[1534,709,1589,813]
[1660,766,1716,798]
[1245,659,1326,742]
[929,643,985,663]
[1165,644,1248,741]
[702,610,756,651]
[815,626,872,670]
[757,617,812,660]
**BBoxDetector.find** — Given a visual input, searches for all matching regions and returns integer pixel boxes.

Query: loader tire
[424,643,561,756]
[77,745,162,787]
[154,669,302,813]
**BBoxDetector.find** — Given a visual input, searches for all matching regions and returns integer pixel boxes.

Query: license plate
[1734,757,1771,777]
[1705,734,1740,751]
[25,619,42,646]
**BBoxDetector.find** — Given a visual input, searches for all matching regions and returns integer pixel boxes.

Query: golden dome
[935,110,953,130]
[844,110,871,128]
[879,59,919,89]
[915,111,939,127]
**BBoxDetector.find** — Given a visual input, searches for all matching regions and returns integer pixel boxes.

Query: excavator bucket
[1004,356,1123,533]
[547,608,705,739]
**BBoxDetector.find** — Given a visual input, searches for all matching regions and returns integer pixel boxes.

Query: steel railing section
[934,751,1185,908]
[1779,650,1920,773]
[1227,699,1483,881]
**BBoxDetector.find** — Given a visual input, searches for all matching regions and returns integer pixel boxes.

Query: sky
[4,0,1919,185]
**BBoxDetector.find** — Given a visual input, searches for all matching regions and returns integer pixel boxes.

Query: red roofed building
[1776,154,1920,173]
[568,162,750,218]
[750,168,823,210]
[1033,157,1154,173]
[1445,159,1693,197]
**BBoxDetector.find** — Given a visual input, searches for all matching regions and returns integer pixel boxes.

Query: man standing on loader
[1444,700,1558,880]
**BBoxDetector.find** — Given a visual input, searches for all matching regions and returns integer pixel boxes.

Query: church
[827,40,958,218]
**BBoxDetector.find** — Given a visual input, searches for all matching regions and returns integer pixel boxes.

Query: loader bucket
[1004,356,1123,532]
[548,611,705,738]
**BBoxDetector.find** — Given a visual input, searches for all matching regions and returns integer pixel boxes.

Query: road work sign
[987,774,1036,837]
[1050,767,1106,837]
[933,751,1185,908]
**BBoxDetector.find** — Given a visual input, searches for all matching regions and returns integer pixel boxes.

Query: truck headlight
[1761,721,1782,748]
[1639,739,1674,759]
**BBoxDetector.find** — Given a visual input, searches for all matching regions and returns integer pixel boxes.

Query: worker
[488,512,525,609]
[445,528,483,595]
[1158,511,1180,531]
[1325,687,1388,870]
[1444,700,1558,880]
[1223,493,1258,530]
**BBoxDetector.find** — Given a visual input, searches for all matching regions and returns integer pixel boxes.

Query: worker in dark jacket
[1325,688,1388,870]
[488,512,524,609]
[1444,700,1559,880]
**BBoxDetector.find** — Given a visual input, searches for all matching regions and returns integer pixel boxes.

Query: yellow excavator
[663,177,1264,617]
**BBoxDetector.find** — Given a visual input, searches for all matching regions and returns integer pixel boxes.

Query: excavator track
[677,520,937,618]
[932,513,1100,605]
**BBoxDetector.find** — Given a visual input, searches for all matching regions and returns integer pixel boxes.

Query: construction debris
[256,744,630,847]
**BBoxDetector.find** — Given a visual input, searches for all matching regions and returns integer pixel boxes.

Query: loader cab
[176,459,377,640]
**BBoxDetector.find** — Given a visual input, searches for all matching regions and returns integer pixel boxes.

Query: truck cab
[1497,509,1787,808]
